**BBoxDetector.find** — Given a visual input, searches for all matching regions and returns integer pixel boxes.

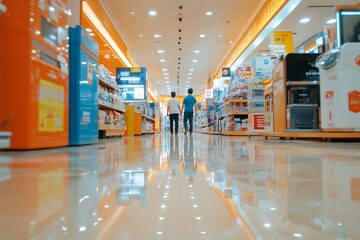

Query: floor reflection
[0,134,359,239]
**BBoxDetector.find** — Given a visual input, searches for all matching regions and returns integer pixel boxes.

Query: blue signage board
[116,67,147,100]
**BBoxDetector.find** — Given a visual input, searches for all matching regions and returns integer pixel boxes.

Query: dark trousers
[169,114,179,133]
[183,112,194,133]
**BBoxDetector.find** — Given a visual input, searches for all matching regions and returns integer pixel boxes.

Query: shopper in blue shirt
[181,88,197,135]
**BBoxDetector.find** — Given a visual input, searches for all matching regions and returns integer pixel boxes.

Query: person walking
[167,91,181,134]
[181,88,197,135]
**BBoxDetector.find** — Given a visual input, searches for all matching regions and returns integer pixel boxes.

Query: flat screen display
[337,10,360,46]
[116,67,147,100]
[41,17,58,45]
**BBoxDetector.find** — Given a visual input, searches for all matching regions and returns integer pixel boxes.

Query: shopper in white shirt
[167,91,181,134]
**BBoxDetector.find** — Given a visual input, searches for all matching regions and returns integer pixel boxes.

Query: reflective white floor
[1,134,360,240]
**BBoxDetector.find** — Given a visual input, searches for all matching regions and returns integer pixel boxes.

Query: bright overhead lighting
[193,50,200,53]
[163,73,169,75]
[161,205,166,209]
[186,81,190,83]
[160,59,166,62]
[149,10,157,16]
[200,232,206,234]
[218,34,223,37]
[189,68,194,71]
[299,18,310,23]
[154,34,162,38]
[326,19,336,24]
[264,223,272,228]
[158,50,165,53]
[270,207,276,211]
[193,205,198,208]
[188,73,193,75]
[162,68,168,71]
[268,45,272,48]
[130,11,136,15]
[196,217,201,220]
[79,227,86,232]
[157,231,163,235]
[159,217,164,221]
[89,33,95,36]
[192,60,198,63]
[293,233,303,238]
[200,34,205,38]
[139,34,144,37]
[86,28,92,32]
[206,11,213,16]
[49,6,55,12]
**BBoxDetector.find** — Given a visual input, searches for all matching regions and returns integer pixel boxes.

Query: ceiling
[100,0,359,97]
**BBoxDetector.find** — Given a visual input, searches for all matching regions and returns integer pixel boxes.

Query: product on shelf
[98,64,117,87]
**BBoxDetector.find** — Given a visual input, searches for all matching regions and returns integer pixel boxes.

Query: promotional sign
[271,31,293,55]
[205,89,213,99]
[116,67,147,100]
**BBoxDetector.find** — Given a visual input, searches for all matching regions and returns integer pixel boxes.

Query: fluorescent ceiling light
[160,59,166,62]
[83,2,132,67]
[206,11,213,16]
[293,233,303,237]
[264,223,272,228]
[326,19,336,24]
[200,34,205,38]
[192,60,198,63]
[162,68,168,71]
[149,10,157,16]
[299,18,310,23]
[193,50,200,53]
[158,50,165,53]
[154,34,162,38]
[189,68,194,71]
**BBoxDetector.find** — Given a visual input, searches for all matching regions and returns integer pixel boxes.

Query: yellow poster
[271,31,293,55]
[38,79,64,132]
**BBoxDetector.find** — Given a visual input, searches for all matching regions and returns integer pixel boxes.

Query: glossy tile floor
[1,134,360,240]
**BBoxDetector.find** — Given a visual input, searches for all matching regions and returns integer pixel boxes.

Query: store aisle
[1,134,360,240]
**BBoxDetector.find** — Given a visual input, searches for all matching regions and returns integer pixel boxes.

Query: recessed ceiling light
[162,68,168,71]
[159,217,164,221]
[229,40,233,44]
[299,18,310,23]
[200,231,206,234]
[154,34,162,38]
[264,223,272,228]
[158,50,165,53]
[163,73,169,75]
[206,11,213,16]
[193,50,200,53]
[268,45,272,48]
[86,28,92,32]
[139,34,144,37]
[192,60,197,63]
[89,33,95,36]
[186,81,190,83]
[196,217,201,220]
[200,34,205,38]
[189,68,194,71]
[130,11,136,15]
[160,59,166,62]
[188,73,193,75]
[326,19,336,24]
[149,10,157,16]
[157,231,163,235]
[293,233,303,238]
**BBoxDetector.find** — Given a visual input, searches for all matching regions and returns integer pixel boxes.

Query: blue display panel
[116,67,147,100]
[69,26,99,145]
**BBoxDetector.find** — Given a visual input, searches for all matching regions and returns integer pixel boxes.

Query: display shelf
[99,125,126,131]
[222,131,248,136]
[98,78,119,92]
[142,131,155,134]
[142,114,155,122]
[286,81,320,86]
[101,129,125,137]
[98,100,125,113]
[221,112,248,119]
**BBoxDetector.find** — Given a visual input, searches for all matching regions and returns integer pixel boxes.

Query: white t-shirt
[167,98,180,114]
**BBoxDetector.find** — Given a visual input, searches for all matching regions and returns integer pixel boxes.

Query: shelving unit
[221,100,249,135]
[98,76,126,138]
[141,114,155,135]
[264,84,274,132]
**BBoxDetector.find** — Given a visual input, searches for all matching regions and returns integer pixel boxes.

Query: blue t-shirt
[183,95,197,112]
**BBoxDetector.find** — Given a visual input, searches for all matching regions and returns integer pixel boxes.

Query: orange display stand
[0,1,69,149]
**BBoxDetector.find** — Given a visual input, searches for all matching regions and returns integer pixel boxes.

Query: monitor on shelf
[116,67,147,101]
[337,9,360,46]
